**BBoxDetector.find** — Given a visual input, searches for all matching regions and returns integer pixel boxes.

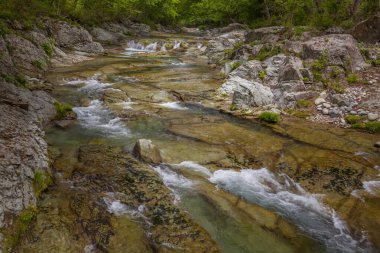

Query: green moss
[329,82,345,93]
[296,99,312,108]
[303,77,310,82]
[310,53,328,72]
[258,71,266,80]
[33,170,53,197]
[54,101,73,120]
[364,121,380,133]
[259,111,280,123]
[3,207,37,252]
[347,73,359,83]
[224,41,244,57]
[345,115,363,125]
[371,59,380,67]
[229,104,238,111]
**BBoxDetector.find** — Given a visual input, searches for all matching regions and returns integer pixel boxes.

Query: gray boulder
[229,60,263,82]
[90,27,125,45]
[302,34,368,72]
[5,34,48,71]
[221,76,274,108]
[132,139,162,164]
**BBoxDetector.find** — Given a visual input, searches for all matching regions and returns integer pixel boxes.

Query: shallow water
[44,35,380,253]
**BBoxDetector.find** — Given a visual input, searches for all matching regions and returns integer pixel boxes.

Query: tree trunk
[263,0,271,19]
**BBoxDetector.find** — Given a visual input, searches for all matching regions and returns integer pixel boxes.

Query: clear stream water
[45,34,380,253]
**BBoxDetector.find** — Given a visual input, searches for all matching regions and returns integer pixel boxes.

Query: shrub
[371,59,380,67]
[42,38,54,57]
[54,101,73,119]
[33,170,53,197]
[259,111,280,123]
[310,54,328,71]
[256,46,281,61]
[347,73,359,83]
[32,60,44,70]
[229,104,238,111]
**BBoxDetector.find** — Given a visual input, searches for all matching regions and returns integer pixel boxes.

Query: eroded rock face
[133,139,163,164]
[302,34,368,72]
[351,15,380,43]
[0,36,15,76]
[0,81,55,231]
[44,18,104,54]
[5,34,48,71]
[90,27,125,45]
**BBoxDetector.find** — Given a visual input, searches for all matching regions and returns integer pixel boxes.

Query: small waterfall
[197,43,203,49]
[173,41,181,49]
[126,40,158,52]
[161,43,167,52]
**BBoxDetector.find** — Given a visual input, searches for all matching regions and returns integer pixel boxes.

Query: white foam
[173,41,181,49]
[363,181,380,195]
[209,168,367,253]
[159,102,188,110]
[152,165,193,189]
[126,40,158,53]
[73,100,129,137]
[84,244,96,253]
[116,101,136,110]
[174,161,212,177]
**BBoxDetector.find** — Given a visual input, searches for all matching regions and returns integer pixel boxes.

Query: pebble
[323,103,331,108]
[375,142,380,148]
[368,113,379,121]
[359,111,368,116]
[350,111,358,115]
[329,109,340,117]
[322,108,329,115]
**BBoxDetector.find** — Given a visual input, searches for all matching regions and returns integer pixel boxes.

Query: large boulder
[263,54,303,87]
[302,34,368,72]
[350,15,380,44]
[5,34,49,71]
[90,27,125,45]
[44,18,104,54]
[245,26,285,43]
[229,60,264,82]
[132,139,162,164]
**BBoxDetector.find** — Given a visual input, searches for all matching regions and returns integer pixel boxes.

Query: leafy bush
[229,104,238,111]
[371,59,380,67]
[54,101,73,119]
[42,38,54,57]
[259,111,280,123]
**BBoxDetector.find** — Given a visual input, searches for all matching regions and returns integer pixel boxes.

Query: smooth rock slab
[132,139,162,164]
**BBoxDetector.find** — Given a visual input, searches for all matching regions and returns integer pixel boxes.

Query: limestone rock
[132,139,162,164]
[228,60,263,82]
[90,27,125,45]
[368,113,379,121]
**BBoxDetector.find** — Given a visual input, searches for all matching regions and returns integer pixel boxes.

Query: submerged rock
[133,139,163,164]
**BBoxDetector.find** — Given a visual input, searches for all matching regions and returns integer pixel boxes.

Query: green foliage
[256,46,281,61]
[329,82,345,93]
[310,54,328,72]
[259,111,280,123]
[258,71,266,80]
[364,121,380,133]
[345,115,363,125]
[33,170,53,197]
[4,207,37,251]
[42,38,54,57]
[371,59,380,67]
[229,104,238,111]
[54,101,73,119]
[296,99,312,108]
[230,61,241,71]
[32,60,44,70]
[347,73,359,83]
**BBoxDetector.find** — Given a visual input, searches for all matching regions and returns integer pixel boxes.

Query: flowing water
[41,33,380,253]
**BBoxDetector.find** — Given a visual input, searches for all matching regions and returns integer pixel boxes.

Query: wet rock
[132,139,163,164]
[302,34,368,72]
[245,26,285,43]
[90,27,125,45]
[350,15,380,43]
[368,113,379,121]
[103,89,129,104]
[55,120,74,129]
[375,142,380,148]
